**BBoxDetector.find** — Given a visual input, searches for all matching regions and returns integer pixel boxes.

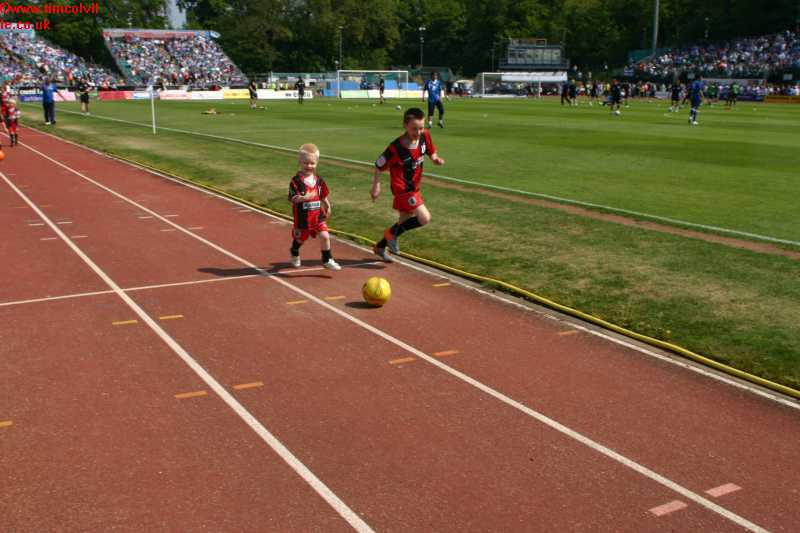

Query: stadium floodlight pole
[338,25,344,69]
[651,0,660,56]
[419,26,426,68]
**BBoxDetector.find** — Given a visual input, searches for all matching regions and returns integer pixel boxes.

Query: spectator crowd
[105,33,247,88]
[630,30,800,80]
[0,32,121,87]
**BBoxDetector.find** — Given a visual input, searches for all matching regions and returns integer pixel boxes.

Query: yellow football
[362,276,391,306]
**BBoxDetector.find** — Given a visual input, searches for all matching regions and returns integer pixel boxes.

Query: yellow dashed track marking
[175,390,207,399]
[233,382,264,390]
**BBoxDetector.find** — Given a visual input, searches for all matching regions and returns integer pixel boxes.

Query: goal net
[474,71,567,97]
[336,70,411,99]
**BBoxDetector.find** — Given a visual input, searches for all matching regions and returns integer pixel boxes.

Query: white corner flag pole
[149,84,156,135]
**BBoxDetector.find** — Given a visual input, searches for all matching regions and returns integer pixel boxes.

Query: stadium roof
[102,28,220,39]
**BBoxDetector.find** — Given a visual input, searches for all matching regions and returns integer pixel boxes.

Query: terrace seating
[630,30,800,79]
[0,32,120,86]
[105,32,247,88]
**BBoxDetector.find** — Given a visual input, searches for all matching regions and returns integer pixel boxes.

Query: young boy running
[370,108,445,261]
[3,98,20,146]
[288,144,341,270]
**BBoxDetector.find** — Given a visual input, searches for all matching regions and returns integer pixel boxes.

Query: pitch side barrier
[84,88,313,101]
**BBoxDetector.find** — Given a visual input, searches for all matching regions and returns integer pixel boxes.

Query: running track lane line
[0,171,374,533]
[0,262,379,308]
[14,140,770,533]
[44,107,800,248]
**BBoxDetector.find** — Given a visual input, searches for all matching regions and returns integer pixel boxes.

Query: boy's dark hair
[403,107,424,123]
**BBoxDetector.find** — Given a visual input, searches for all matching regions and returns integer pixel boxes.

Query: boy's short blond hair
[299,143,320,161]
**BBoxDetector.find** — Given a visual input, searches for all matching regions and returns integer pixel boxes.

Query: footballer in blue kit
[422,71,445,128]
[689,77,704,126]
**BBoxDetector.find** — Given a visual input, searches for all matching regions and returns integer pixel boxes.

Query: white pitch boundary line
[49,108,800,248]
[0,171,374,533]
[20,125,799,411]
[16,137,769,533]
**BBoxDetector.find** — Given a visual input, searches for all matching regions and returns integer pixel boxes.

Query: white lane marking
[18,143,769,533]
[137,215,153,219]
[0,289,115,307]
[0,262,381,308]
[56,221,73,225]
[650,500,688,516]
[71,235,88,239]
[0,171,374,533]
[160,228,177,232]
[164,214,179,218]
[39,237,58,241]
[27,222,45,226]
[706,483,742,498]
[23,126,798,411]
[46,107,800,248]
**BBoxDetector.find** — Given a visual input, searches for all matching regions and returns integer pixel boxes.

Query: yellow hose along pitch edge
[101,151,800,401]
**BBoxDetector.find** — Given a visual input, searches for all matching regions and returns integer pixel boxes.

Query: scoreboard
[500,39,569,70]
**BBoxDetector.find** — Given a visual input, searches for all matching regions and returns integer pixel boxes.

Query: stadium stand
[0,31,121,86]
[0,44,40,84]
[103,29,247,88]
[630,30,800,79]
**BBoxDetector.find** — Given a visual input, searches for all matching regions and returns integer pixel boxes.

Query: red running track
[1,126,798,532]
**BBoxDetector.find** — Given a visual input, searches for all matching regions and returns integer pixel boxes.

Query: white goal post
[336,70,410,99]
